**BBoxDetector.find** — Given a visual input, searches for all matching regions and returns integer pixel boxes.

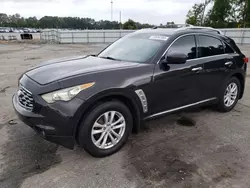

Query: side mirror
[162,52,187,64]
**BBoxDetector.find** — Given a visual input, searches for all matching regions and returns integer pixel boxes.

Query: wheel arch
[74,91,143,141]
[231,72,245,99]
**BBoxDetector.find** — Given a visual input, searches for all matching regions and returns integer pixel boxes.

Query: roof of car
[135,27,224,36]
[135,28,177,35]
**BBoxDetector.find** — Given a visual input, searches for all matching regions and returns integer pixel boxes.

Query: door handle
[191,67,203,72]
[225,61,233,66]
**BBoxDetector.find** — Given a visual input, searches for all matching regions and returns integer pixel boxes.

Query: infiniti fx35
[13,28,247,157]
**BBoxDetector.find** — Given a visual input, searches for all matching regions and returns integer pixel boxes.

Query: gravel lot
[1,43,250,188]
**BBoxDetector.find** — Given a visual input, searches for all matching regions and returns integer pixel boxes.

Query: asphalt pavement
[1,43,250,188]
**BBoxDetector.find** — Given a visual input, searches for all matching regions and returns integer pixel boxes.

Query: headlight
[41,82,95,103]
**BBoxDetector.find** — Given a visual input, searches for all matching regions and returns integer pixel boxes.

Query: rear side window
[167,35,197,60]
[198,35,224,57]
[224,43,235,53]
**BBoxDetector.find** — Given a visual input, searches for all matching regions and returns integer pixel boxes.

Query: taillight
[243,57,249,63]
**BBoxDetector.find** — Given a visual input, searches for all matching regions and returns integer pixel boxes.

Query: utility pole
[119,11,122,29]
[201,0,211,26]
[244,0,249,28]
[111,0,113,21]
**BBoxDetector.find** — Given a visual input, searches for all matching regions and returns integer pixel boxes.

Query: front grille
[17,86,34,111]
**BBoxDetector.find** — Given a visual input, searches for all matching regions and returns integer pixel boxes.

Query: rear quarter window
[224,42,235,53]
[198,35,224,57]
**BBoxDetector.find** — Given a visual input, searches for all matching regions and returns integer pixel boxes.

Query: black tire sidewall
[78,101,133,157]
[218,77,240,112]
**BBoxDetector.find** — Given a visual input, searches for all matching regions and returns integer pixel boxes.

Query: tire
[78,100,133,157]
[217,77,241,112]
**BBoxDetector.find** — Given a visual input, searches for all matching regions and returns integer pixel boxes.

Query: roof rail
[148,25,224,35]
[176,26,224,35]
[151,24,194,29]
[175,24,194,28]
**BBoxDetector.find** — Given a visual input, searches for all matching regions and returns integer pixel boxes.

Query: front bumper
[12,93,77,149]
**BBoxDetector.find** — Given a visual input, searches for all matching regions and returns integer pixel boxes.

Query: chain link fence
[41,30,134,44]
[41,29,250,45]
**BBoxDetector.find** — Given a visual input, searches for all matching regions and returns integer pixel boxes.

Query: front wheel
[217,77,240,112]
[78,101,133,157]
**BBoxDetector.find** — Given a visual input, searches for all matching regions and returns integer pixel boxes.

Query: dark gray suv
[13,27,248,157]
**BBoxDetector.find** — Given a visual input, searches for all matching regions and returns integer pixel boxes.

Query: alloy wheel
[224,82,238,107]
[91,111,126,149]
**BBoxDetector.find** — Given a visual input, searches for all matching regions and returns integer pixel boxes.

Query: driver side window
[167,35,197,60]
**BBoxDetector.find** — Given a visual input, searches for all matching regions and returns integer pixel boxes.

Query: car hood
[25,56,139,85]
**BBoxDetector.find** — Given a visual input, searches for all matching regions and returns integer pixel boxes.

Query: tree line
[0,13,156,30]
[2,0,248,31]
[0,13,180,30]
[186,0,250,28]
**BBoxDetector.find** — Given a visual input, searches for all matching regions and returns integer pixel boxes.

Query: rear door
[197,35,237,98]
[148,34,207,115]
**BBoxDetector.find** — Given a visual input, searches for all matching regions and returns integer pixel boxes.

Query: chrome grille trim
[17,85,34,111]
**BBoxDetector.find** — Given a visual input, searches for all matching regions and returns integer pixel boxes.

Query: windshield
[98,33,168,63]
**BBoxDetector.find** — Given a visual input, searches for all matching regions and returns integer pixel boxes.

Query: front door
[148,35,206,115]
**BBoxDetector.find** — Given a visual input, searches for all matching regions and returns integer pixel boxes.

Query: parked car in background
[23,28,30,33]
[0,29,8,33]
[0,27,41,33]
[13,27,248,157]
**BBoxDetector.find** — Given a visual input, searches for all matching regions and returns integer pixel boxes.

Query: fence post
[241,29,246,45]
[52,30,54,42]
[87,31,89,44]
[40,32,42,42]
[59,31,61,44]
[72,32,74,43]
[56,30,58,43]
[103,31,105,43]
[223,30,227,36]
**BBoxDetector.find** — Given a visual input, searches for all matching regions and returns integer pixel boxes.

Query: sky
[1,0,205,24]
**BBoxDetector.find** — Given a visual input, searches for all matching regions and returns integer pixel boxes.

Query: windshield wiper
[99,56,121,61]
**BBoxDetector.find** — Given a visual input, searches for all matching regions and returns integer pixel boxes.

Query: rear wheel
[217,77,240,112]
[78,101,133,157]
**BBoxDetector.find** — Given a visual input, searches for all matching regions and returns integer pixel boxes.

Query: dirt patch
[123,113,248,188]
[212,168,236,183]
[0,122,62,188]
[125,139,210,188]
[8,120,17,125]
[177,116,196,127]
[24,57,41,61]
[0,86,10,93]
[123,117,208,187]
[129,144,197,181]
